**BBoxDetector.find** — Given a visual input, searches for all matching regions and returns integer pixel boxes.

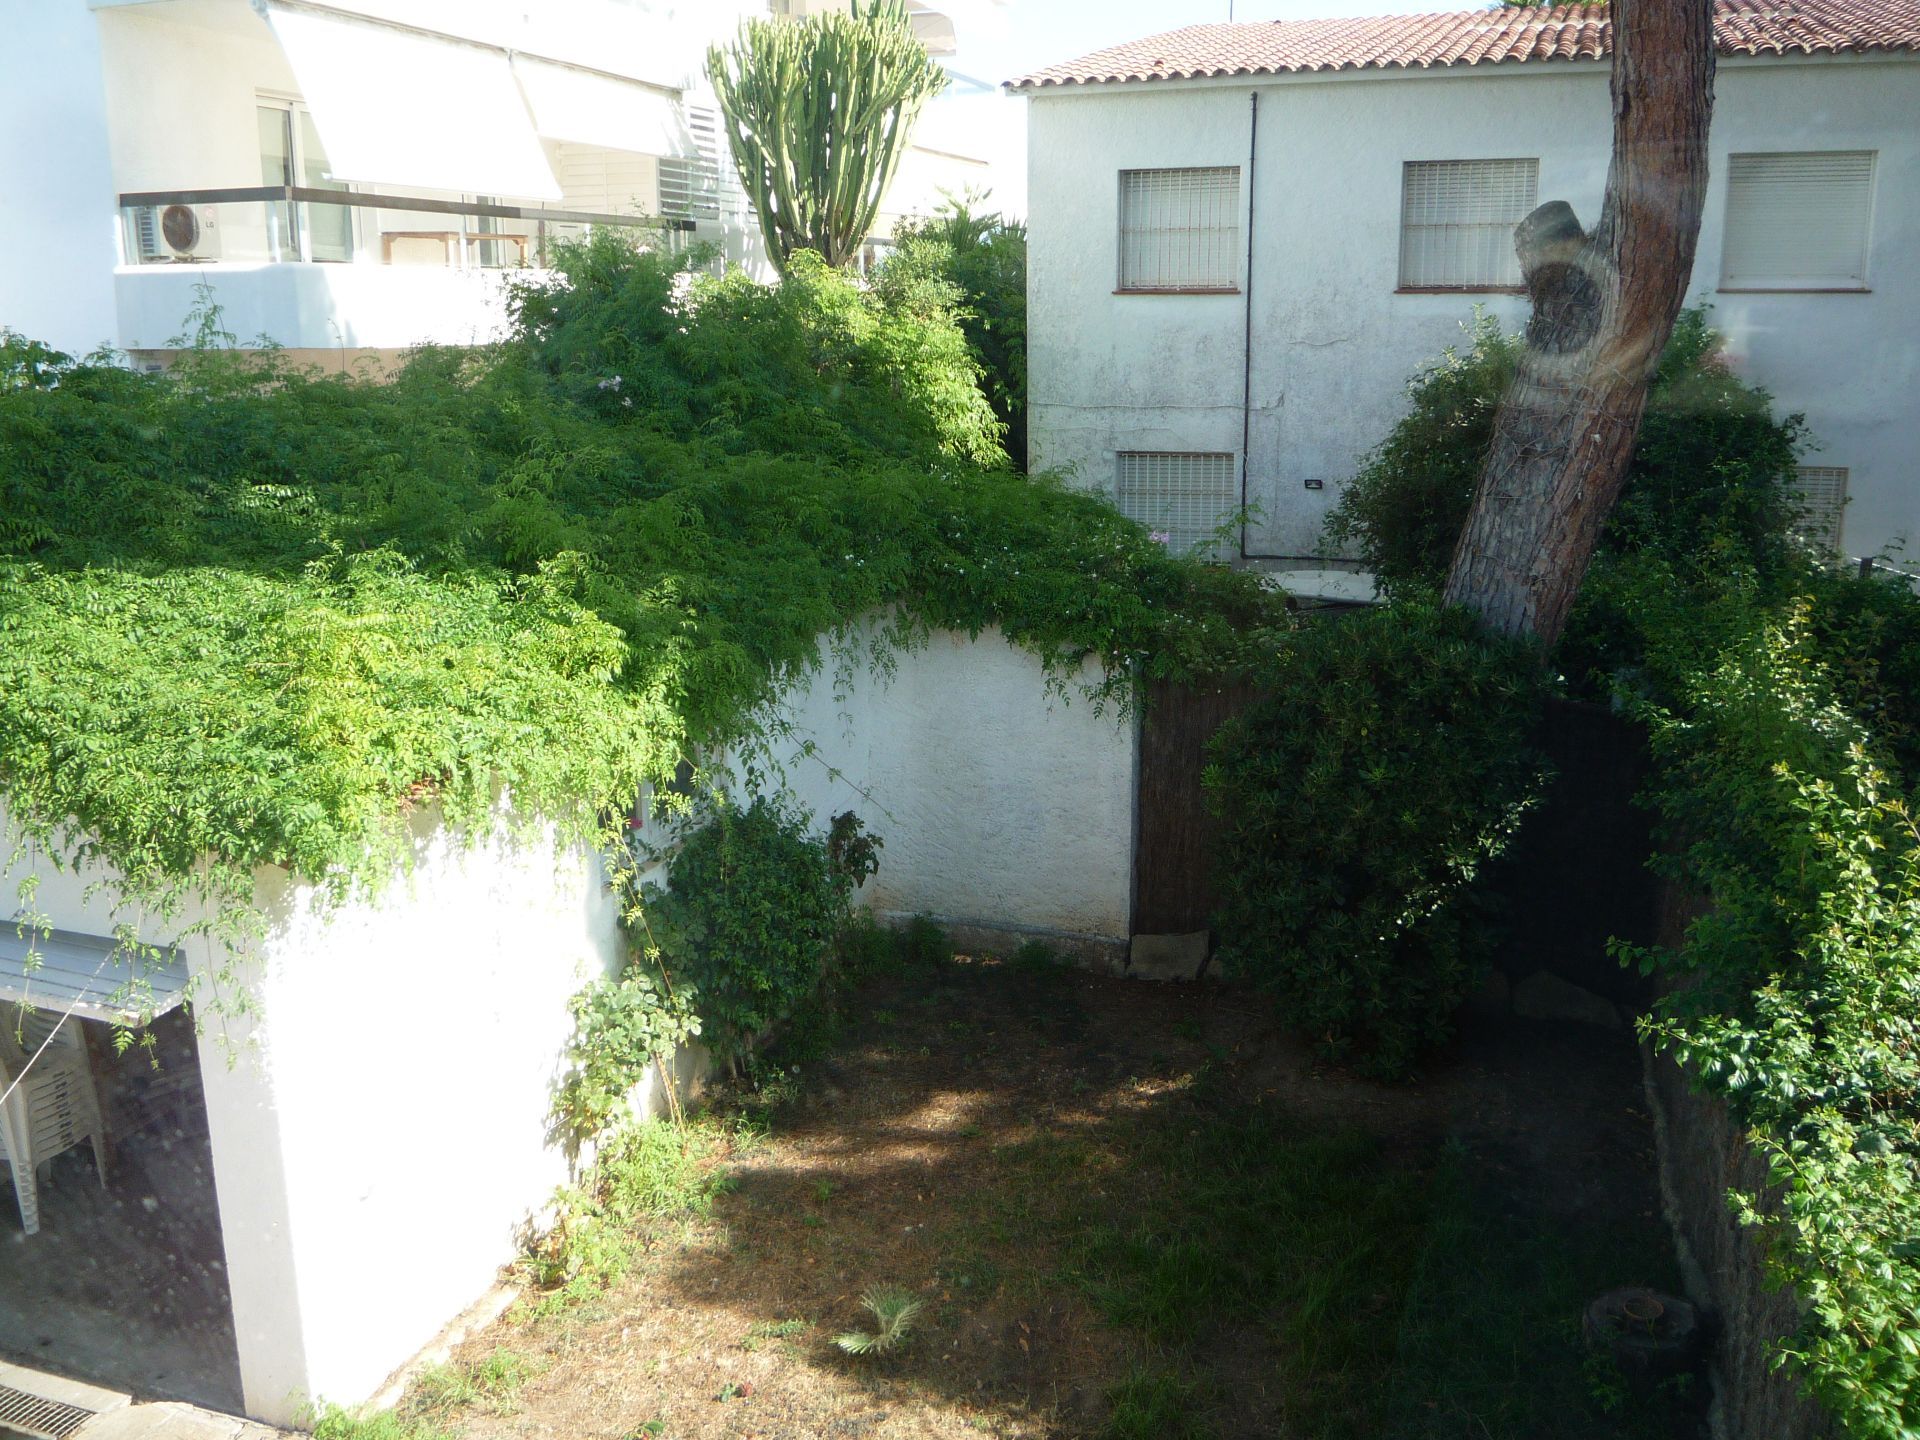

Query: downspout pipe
[1239,89,1258,562]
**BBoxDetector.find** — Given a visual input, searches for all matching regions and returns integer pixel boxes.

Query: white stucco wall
[0,3,122,355]
[761,625,1137,952]
[0,803,622,1426]
[1023,54,1920,563]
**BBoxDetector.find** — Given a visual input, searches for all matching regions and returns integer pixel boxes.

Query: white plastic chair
[0,1010,109,1236]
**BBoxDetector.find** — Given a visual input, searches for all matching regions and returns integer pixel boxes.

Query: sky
[928,0,1446,216]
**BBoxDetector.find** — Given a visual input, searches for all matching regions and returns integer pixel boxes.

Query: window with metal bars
[1398,158,1538,290]
[1722,152,1875,290]
[1788,465,1849,555]
[1115,452,1238,558]
[1117,167,1240,293]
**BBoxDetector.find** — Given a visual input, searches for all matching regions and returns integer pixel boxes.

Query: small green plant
[741,1317,808,1351]
[898,914,952,969]
[556,963,700,1145]
[812,1179,836,1203]
[521,1119,729,1308]
[833,1287,925,1355]
[1009,939,1060,974]
[308,1405,452,1440]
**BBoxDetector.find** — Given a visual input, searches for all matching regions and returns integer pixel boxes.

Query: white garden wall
[764,625,1138,964]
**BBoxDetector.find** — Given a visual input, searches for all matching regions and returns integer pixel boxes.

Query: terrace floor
[0,1009,242,1417]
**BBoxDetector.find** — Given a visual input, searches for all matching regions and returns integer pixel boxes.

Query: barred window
[1788,466,1849,556]
[1723,152,1875,289]
[1398,158,1538,290]
[1117,167,1240,292]
[1115,452,1238,559]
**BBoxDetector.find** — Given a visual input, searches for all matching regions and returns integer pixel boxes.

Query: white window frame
[1114,451,1239,560]
[1720,151,1876,292]
[1397,158,1539,292]
[1116,167,1241,295]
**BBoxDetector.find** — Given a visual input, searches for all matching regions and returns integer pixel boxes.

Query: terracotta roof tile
[1006,0,1920,89]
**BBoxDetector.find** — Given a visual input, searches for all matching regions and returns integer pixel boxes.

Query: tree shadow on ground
[456,959,1705,1440]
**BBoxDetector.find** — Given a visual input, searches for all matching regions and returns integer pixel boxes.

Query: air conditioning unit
[157,203,221,262]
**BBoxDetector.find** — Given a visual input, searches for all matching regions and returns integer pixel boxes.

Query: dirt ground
[438,957,1692,1440]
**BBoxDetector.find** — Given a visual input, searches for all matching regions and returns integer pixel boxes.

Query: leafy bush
[884,194,1028,466]
[643,799,868,1063]
[1611,576,1920,1437]
[1205,603,1549,1075]
[509,234,1005,468]
[1323,309,1802,596]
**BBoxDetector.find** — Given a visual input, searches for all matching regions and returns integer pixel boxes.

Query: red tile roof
[1006,0,1920,89]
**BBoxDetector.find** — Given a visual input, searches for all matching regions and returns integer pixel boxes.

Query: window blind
[1398,158,1538,289]
[1115,452,1238,558]
[659,106,724,220]
[1117,168,1240,292]
[1723,152,1875,289]
[1788,466,1849,555]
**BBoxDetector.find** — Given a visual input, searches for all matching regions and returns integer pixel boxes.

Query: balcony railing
[119,185,695,270]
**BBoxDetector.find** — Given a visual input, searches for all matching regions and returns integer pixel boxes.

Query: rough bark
[1440,0,1717,645]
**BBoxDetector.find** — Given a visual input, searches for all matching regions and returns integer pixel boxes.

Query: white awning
[0,927,191,1027]
[512,56,698,160]
[262,2,561,200]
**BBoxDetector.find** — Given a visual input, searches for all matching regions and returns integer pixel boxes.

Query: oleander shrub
[640,799,867,1065]
[1204,602,1549,1076]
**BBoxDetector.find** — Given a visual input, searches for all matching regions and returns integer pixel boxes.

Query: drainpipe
[1237,88,1339,567]
[1239,89,1258,561]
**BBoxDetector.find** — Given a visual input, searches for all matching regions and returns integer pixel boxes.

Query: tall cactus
[708,0,948,272]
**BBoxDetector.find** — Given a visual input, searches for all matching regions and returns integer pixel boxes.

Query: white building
[0,0,1003,369]
[1011,1,1920,569]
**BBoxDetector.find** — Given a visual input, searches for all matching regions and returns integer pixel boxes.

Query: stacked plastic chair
[0,1009,108,1236]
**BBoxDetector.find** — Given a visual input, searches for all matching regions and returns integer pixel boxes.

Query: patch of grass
[1375,1147,1694,1440]
[407,1348,539,1419]
[308,1404,453,1440]
[1100,1368,1214,1440]
[1071,1101,1697,1440]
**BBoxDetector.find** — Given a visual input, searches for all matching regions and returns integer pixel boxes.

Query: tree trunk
[1440,0,1717,646]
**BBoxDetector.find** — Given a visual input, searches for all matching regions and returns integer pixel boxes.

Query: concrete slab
[71,1401,288,1439]
[0,1357,129,1417]
[1127,931,1210,981]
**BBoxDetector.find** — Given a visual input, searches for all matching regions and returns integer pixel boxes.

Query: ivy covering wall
[0,239,1286,934]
